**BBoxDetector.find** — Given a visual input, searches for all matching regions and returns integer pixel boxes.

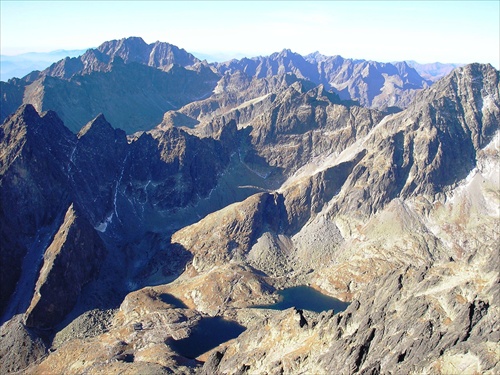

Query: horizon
[0,39,480,67]
[1,1,499,69]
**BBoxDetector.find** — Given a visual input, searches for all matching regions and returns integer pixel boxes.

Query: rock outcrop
[0,104,74,315]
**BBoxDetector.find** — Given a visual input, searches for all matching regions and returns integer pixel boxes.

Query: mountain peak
[16,103,39,120]
[77,113,114,138]
[277,48,296,58]
[97,36,148,51]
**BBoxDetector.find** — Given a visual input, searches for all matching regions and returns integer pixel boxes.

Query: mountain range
[2,37,463,134]
[0,37,499,374]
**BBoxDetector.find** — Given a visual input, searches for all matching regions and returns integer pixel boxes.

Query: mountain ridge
[2,37,449,135]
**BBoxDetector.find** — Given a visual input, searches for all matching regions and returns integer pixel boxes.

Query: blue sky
[1,1,499,66]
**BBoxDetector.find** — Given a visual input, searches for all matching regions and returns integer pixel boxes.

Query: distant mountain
[1,37,440,135]
[40,36,201,80]
[406,60,465,81]
[1,37,218,133]
[216,49,432,110]
[0,49,87,81]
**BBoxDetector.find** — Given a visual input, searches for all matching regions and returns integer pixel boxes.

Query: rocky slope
[0,54,498,375]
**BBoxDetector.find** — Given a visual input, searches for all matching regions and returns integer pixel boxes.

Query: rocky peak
[97,36,149,59]
[276,48,293,58]
[7,103,40,126]
[413,62,499,149]
[38,37,200,81]
[77,113,120,139]
[304,51,325,62]
[1,104,73,155]
[24,203,107,329]
[96,36,200,70]
[149,40,200,68]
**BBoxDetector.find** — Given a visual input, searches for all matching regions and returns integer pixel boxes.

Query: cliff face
[0,56,498,374]
[0,105,74,316]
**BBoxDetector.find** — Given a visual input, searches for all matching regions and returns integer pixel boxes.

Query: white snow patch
[95,212,114,233]
[446,168,478,204]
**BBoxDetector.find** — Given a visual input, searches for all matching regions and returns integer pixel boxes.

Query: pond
[167,316,246,359]
[255,285,349,313]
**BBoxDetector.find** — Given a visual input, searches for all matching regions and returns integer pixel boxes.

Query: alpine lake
[167,286,349,359]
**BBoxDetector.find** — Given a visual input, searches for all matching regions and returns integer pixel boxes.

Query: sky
[1,0,499,67]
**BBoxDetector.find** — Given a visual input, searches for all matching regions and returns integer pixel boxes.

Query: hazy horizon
[1,1,498,69]
[0,37,473,82]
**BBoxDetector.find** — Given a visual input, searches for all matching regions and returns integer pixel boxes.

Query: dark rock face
[70,114,128,226]
[126,126,230,211]
[24,204,107,329]
[0,105,74,315]
[21,59,219,133]
[0,79,26,122]
[0,104,233,326]
[200,350,225,375]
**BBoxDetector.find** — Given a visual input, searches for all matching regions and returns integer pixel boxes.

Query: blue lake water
[255,285,349,313]
[167,316,246,359]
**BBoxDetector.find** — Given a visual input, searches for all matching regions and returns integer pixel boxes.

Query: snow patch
[95,212,114,233]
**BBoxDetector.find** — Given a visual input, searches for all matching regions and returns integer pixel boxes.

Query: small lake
[167,317,246,359]
[255,285,349,313]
